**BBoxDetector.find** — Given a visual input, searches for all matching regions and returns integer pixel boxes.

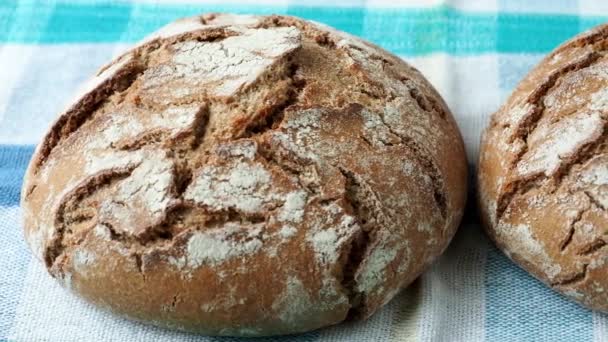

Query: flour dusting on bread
[479,22,608,312]
[186,224,264,268]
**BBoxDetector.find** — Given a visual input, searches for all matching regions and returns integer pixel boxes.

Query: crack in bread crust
[492,27,608,224]
[496,52,606,221]
[254,144,373,318]
[376,110,448,219]
[254,14,451,222]
[33,62,146,173]
[480,23,608,313]
[336,166,377,320]
[47,168,137,267]
[551,264,589,287]
[31,27,241,176]
[559,206,588,252]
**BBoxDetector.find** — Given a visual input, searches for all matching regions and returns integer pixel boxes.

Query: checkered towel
[2,1,608,341]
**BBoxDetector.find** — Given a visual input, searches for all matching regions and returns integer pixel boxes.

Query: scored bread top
[21,14,467,336]
[479,24,608,310]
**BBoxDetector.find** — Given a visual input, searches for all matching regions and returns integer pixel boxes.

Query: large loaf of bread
[21,13,467,336]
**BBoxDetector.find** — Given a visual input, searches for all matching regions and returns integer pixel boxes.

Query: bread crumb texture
[479,23,608,311]
[21,13,467,336]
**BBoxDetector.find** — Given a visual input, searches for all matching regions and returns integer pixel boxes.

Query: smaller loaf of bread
[21,13,467,336]
[479,24,608,311]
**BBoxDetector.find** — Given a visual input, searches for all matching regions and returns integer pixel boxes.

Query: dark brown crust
[33,61,145,173]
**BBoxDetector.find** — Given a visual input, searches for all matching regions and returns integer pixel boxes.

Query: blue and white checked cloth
[2,1,608,341]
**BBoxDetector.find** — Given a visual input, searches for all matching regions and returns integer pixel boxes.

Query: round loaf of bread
[21,13,467,336]
[479,24,608,311]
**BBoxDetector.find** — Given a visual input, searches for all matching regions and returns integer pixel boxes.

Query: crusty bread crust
[21,13,467,336]
[479,24,608,310]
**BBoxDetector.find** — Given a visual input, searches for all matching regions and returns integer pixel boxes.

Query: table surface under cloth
[2,1,608,341]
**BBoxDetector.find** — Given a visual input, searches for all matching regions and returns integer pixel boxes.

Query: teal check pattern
[1,1,608,341]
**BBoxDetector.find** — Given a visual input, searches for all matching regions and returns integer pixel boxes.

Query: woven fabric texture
[1,1,608,341]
